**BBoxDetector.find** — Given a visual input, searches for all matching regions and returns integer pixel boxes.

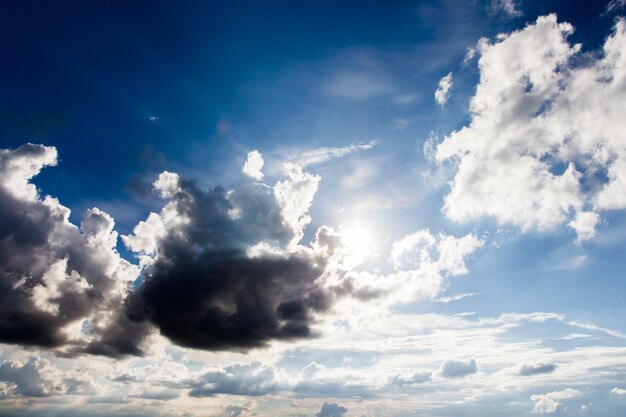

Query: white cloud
[339,230,482,306]
[611,387,626,395]
[436,359,478,378]
[434,72,453,106]
[435,15,626,242]
[288,140,379,168]
[0,357,97,397]
[273,163,320,244]
[153,171,181,198]
[513,361,557,376]
[530,388,581,413]
[490,0,522,17]
[242,150,264,180]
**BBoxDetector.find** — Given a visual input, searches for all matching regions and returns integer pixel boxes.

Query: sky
[2,0,626,416]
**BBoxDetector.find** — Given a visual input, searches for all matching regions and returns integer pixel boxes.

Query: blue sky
[2,1,626,416]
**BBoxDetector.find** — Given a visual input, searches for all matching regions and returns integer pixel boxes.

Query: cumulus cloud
[514,361,557,376]
[315,402,348,417]
[242,150,264,180]
[530,388,581,413]
[339,229,483,305]
[611,387,626,395]
[187,361,280,397]
[0,356,96,397]
[389,370,432,386]
[434,72,453,106]
[436,359,477,378]
[0,144,140,356]
[116,165,336,352]
[435,15,626,242]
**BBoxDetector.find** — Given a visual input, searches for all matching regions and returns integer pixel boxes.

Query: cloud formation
[242,150,264,180]
[514,361,557,376]
[436,15,626,241]
[436,359,478,378]
[530,388,581,413]
[490,0,522,17]
[434,72,453,106]
[119,168,334,352]
[315,402,348,417]
[0,356,95,397]
[0,144,140,355]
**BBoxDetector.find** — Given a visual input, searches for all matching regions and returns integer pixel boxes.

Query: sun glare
[340,225,374,260]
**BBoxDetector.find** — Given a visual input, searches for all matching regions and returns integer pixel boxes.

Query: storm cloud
[116,167,333,352]
[0,144,139,355]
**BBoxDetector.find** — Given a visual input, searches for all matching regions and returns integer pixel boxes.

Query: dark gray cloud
[515,362,557,376]
[315,402,348,417]
[115,172,333,353]
[0,144,338,357]
[0,144,140,356]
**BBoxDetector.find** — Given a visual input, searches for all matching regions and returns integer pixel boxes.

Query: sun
[339,224,374,264]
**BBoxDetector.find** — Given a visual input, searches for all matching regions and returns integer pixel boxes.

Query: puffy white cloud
[611,387,626,395]
[339,230,483,306]
[153,171,181,198]
[274,163,320,244]
[513,361,557,376]
[242,150,264,180]
[436,15,626,242]
[436,359,478,378]
[0,356,97,397]
[187,361,281,397]
[0,143,57,201]
[434,72,453,106]
[530,388,581,413]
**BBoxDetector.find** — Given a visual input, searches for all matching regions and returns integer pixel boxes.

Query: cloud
[0,144,141,355]
[341,229,483,305]
[436,359,477,378]
[223,401,256,417]
[389,370,432,386]
[490,0,522,17]
[514,361,557,376]
[187,362,280,397]
[435,15,626,242]
[288,140,379,168]
[606,0,626,14]
[530,388,581,413]
[315,402,348,417]
[611,387,626,395]
[0,356,96,397]
[242,150,264,180]
[434,72,453,106]
[116,162,337,353]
